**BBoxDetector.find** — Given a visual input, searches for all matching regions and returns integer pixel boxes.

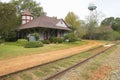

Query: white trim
[22,20,26,24]
[56,20,67,27]
[22,16,26,19]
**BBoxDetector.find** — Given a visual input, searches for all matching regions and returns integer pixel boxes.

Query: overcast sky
[1,0,120,20]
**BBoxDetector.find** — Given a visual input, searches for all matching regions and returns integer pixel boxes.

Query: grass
[87,60,101,70]
[19,73,33,80]
[26,52,93,79]
[81,72,90,80]
[80,46,117,80]
[3,76,16,80]
[33,70,46,77]
[0,41,87,60]
[2,42,115,80]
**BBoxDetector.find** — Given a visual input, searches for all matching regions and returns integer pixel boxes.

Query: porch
[17,27,68,40]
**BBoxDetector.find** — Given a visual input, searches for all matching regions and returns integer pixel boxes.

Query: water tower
[88,3,97,20]
[88,3,97,11]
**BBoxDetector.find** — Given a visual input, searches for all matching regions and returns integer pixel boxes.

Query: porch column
[57,30,62,38]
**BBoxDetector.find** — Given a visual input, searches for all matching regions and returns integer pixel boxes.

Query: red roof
[18,16,70,30]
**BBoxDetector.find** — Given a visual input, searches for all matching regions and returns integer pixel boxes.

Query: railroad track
[0,41,119,80]
[45,42,120,80]
[0,45,102,78]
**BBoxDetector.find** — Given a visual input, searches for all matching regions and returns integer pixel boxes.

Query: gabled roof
[17,16,70,31]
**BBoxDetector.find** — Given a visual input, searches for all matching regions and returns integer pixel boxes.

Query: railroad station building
[17,9,70,40]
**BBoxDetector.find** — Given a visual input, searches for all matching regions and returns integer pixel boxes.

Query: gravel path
[0,41,101,77]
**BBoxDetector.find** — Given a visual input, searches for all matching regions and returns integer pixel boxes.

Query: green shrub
[49,37,63,43]
[49,37,56,43]
[17,39,28,46]
[4,32,17,42]
[41,40,50,44]
[94,31,120,41]
[29,33,40,41]
[56,38,64,43]
[112,31,120,40]
[24,41,43,48]
[0,39,4,44]
[33,33,40,40]
[64,33,78,42]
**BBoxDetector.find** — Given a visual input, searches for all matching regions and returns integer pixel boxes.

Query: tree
[65,12,80,31]
[0,2,17,35]
[85,11,104,39]
[10,0,46,26]
[93,17,120,40]
[111,17,120,33]
[65,12,85,38]
[75,20,86,38]
[101,17,114,26]
[11,0,46,17]
[85,13,98,39]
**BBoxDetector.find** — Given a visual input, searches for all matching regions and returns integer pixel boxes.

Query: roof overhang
[17,26,70,31]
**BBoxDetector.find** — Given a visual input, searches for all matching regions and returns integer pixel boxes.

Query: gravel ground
[53,44,120,80]
[104,44,120,80]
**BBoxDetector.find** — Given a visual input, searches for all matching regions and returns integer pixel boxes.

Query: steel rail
[0,45,102,78]
[45,42,120,80]
[0,41,119,79]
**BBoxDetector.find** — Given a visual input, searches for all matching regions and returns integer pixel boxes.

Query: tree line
[0,0,45,41]
[0,0,120,41]
[65,12,120,41]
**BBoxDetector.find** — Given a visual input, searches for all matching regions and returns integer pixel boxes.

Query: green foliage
[101,17,114,26]
[77,20,87,39]
[49,37,64,43]
[101,17,120,33]
[32,33,40,41]
[24,41,43,48]
[4,32,17,42]
[75,26,86,39]
[108,31,120,40]
[0,39,4,44]
[95,17,120,40]
[41,40,50,44]
[56,38,64,43]
[94,31,120,41]
[83,17,120,40]
[111,17,120,33]
[10,0,46,30]
[86,19,97,39]
[11,0,46,17]
[17,39,28,46]
[65,12,80,31]
[64,33,78,42]
[28,33,40,41]
[85,11,102,40]
[0,2,17,35]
